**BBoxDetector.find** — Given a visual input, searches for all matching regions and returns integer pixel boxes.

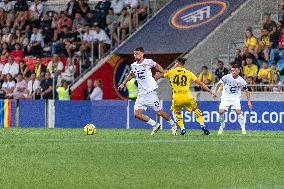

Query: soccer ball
[84,124,97,135]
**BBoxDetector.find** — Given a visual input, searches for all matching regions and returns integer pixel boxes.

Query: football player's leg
[134,96,157,126]
[234,101,246,134]
[218,99,229,135]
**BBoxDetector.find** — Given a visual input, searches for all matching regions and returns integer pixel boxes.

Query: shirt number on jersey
[137,70,146,80]
[230,86,238,93]
[173,75,187,86]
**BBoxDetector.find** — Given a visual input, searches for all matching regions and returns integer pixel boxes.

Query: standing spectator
[215,60,229,82]
[243,56,258,81]
[111,0,124,15]
[40,71,53,99]
[84,79,94,100]
[19,60,31,78]
[12,73,28,99]
[47,54,64,83]
[94,0,111,28]
[257,60,271,91]
[262,13,277,33]
[197,66,215,88]
[90,79,103,100]
[27,73,40,98]
[56,80,70,100]
[34,57,46,79]
[66,0,80,19]
[27,27,44,57]
[61,57,76,82]
[269,26,280,61]
[2,56,19,77]
[112,8,131,43]
[2,73,15,98]
[244,28,259,56]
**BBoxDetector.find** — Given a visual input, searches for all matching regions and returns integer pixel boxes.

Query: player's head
[175,57,187,66]
[134,47,144,61]
[231,64,240,77]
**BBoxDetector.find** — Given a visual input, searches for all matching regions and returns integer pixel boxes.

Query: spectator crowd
[197,12,284,92]
[0,0,150,100]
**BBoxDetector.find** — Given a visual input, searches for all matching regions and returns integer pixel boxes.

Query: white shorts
[219,97,241,111]
[134,91,161,112]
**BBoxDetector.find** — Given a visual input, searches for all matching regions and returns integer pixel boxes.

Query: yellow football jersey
[164,67,197,99]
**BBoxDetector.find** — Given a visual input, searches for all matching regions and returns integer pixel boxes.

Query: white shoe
[242,130,247,135]
[218,129,224,135]
[171,124,177,136]
[151,123,161,136]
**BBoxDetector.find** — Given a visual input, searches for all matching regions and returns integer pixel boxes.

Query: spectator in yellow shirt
[245,28,259,56]
[258,60,271,91]
[198,66,215,89]
[260,28,271,60]
[243,56,258,81]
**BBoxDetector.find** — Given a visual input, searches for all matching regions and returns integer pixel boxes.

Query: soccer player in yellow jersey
[156,58,215,135]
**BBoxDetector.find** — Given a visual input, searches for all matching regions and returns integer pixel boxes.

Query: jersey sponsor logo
[170,1,227,29]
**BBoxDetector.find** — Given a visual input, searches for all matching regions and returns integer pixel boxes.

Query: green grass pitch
[0,128,283,189]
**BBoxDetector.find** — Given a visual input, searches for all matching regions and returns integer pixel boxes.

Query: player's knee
[156,110,164,117]
[235,110,242,115]
[134,111,142,119]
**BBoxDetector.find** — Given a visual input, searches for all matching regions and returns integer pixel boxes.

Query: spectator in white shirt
[2,73,15,97]
[27,73,40,98]
[29,0,43,20]
[0,0,13,12]
[93,25,111,57]
[124,0,138,13]
[80,25,95,53]
[2,57,19,78]
[61,57,76,82]
[90,79,103,100]
[27,27,44,56]
[111,0,124,15]
[47,54,64,78]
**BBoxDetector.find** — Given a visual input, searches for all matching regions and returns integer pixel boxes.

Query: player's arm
[243,87,252,111]
[214,81,223,95]
[194,79,215,96]
[154,63,164,73]
[118,72,135,90]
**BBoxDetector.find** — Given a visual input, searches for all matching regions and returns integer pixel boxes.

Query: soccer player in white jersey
[214,64,252,135]
[118,47,177,135]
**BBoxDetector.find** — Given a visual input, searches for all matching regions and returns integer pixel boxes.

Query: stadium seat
[277,59,284,71]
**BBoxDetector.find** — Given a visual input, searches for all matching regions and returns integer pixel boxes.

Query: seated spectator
[12,73,28,99]
[215,60,229,82]
[246,76,255,92]
[72,12,87,30]
[94,0,111,28]
[243,56,258,81]
[47,54,64,82]
[13,0,29,29]
[34,88,42,99]
[259,27,270,61]
[278,27,284,59]
[93,25,111,57]
[40,71,53,99]
[234,48,243,67]
[66,0,80,19]
[262,13,277,33]
[111,0,124,15]
[241,46,257,66]
[257,60,271,91]
[52,26,73,56]
[106,8,118,34]
[27,73,40,99]
[269,26,280,61]
[57,11,73,29]
[29,0,43,22]
[112,8,131,43]
[137,0,149,22]
[0,8,6,28]
[27,27,44,57]
[90,79,103,100]
[10,43,24,61]
[19,60,31,78]
[2,56,19,78]
[77,0,91,17]
[0,0,13,14]
[197,66,214,88]
[2,27,13,45]
[244,27,259,56]
[56,80,71,100]
[14,29,26,45]
[34,57,47,79]
[270,63,281,92]
[85,11,99,26]
[79,25,95,55]
[2,73,15,98]
[1,42,10,61]
[61,57,76,82]
[84,79,94,100]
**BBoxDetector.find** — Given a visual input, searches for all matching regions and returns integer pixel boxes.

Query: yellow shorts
[171,96,198,113]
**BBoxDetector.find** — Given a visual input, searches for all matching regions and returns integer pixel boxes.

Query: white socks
[219,114,225,130]
[147,118,157,127]
[238,114,246,131]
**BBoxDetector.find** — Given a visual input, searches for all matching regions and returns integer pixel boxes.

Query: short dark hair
[202,66,208,70]
[218,60,224,64]
[231,64,240,69]
[134,47,144,52]
[262,60,268,64]
[176,57,187,65]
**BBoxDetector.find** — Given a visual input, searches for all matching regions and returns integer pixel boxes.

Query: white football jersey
[220,74,247,98]
[130,59,158,95]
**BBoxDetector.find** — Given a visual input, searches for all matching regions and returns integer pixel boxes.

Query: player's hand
[211,91,217,98]
[248,101,252,111]
[118,83,125,90]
